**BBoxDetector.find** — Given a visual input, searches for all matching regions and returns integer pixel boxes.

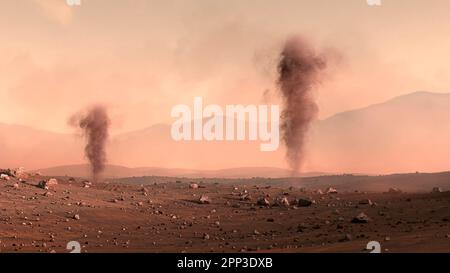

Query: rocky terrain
[0,170,448,253]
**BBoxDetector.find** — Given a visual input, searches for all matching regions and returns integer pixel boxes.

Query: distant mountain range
[309,91,450,173]
[2,91,450,175]
[36,164,328,178]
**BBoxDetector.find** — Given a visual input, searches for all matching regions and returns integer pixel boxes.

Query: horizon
[3,88,450,174]
[0,89,445,135]
[33,162,450,177]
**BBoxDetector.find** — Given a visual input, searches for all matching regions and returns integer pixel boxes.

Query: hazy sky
[1,0,450,134]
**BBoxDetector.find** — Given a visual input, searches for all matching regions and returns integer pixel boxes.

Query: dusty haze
[2,1,450,174]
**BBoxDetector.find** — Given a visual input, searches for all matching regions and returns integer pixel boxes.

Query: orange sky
[1,0,450,134]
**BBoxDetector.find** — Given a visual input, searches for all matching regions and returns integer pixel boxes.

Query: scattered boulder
[256,197,270,207]
[0,169,15,177]
[38,178,58,190]
[189,183,199,189]
[240,194,251,201]
[432,187,443,193]
[13,167,26,179]
[277,196,290,207]
[47,178,58,186]
[359,199,373,206]
[351,212,371,223]
[0,174,10,181]
[13,183,19,189]
[388,187,402,194]
[315,189,324,195]
[198,195,211,204]
[339,234,352,242]
[326,187,338,194]
[296,198,313,207]
[38,180,48,190]
[73,214,80,220]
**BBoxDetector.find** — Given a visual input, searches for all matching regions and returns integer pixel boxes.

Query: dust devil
[70,105,110,182]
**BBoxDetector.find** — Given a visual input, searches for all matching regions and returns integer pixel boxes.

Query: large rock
[388,187,402,194]
[256,197,270,207]
[326,187,338,194]
[277,196,290,207]
[351,212,371,223]
[47,178,58,186]
[432,187,443,193]
[0,168,27,178]
[198,195,211,204]
[0,169,15,177]
[296,198,313,207]
[359,199,373,206]
[0,174,10,181]
[13,167,26,178]
[240,193,251,201]
[38,178,58,190]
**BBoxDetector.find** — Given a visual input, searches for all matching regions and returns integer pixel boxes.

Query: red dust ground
[0,174,448,253]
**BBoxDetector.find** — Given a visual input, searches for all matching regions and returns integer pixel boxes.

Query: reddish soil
[0,175,448,253]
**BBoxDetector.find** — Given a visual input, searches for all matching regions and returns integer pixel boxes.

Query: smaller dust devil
[70,105,110,182]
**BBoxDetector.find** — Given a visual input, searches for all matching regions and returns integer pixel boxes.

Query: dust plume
[70,105,110,182]
[277,36,327,174]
